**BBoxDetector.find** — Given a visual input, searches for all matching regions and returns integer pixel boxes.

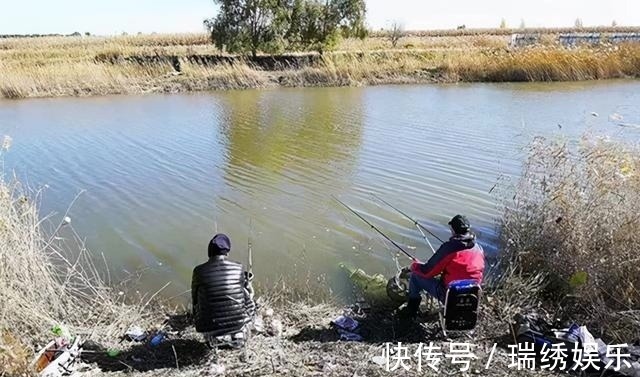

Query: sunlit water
[1,81,639,302]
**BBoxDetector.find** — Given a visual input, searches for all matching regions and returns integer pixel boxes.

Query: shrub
[500,135,640,340]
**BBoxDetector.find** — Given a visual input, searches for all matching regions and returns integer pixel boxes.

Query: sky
[1,0,639,35]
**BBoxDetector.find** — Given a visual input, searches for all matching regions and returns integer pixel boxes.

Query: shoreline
[2,33,640,100]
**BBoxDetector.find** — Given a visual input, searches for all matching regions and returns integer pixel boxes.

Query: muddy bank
[72,299,553,377]
[95,53,324,71]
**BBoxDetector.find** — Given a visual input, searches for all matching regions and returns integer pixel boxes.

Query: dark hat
[208,233,231,257]
[448,215,470,234]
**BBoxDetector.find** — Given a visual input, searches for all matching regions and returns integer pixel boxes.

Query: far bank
[1,34,640,99]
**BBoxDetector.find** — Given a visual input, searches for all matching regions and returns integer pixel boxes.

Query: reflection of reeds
[0,179,159,375]
[499,135,640,341]
[2,34,640,99]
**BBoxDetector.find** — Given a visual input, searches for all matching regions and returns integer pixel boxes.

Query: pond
[2,80,639,301]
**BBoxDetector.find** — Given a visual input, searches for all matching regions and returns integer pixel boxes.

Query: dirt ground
[71,300,560,377]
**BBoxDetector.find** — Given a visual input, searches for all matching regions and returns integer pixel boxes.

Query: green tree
[500,18,507,29]
[205,0,366,55]
[205,0,286,56]
[292,0,367,53]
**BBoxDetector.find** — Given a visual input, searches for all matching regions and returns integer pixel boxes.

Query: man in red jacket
[403,215,485,319]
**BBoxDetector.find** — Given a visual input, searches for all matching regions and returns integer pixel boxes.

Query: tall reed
[0,177,157,375]
[499,134,640,341]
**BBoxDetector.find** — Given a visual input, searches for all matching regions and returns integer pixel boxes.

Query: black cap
[448,215,470,234]
[208,233,231,257]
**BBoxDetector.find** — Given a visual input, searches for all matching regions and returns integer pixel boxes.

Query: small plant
[388,21,405,48]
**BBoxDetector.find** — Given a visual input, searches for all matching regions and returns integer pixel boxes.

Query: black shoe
[398,298,422,320]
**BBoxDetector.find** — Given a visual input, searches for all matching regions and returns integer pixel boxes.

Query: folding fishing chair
[439,279,481,337]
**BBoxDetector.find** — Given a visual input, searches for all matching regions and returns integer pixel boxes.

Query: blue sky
[1,0,638,35]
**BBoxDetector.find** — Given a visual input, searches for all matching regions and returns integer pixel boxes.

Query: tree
[205,0,367,55]
[500,18,507,29]
[205,0,286,57]
[519,19,526,29]
[295,0,367,53]
[612,20,618,27]
[388,21,404,47]
[574,17,583,28]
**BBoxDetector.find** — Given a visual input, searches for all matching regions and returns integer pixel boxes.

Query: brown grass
[442,45,640,82]
[2,33,640,99]
[0,176,160,375]
[499,134,640,342]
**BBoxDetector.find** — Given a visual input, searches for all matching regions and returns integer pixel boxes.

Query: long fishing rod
[371,194,445,244]
[333,196,416,261]
[371,194,437,253]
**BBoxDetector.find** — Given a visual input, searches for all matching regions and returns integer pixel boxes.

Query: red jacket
[411,233,484,286]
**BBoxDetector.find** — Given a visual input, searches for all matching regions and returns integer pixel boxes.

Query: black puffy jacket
[191,256,254,335]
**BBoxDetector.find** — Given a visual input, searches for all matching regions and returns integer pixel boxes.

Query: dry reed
[499,134,640,342]
[2,33,640,99]
[442,45,640,82]
[0,176,159,375]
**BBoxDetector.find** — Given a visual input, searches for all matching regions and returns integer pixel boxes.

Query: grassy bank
[1,33,640,99]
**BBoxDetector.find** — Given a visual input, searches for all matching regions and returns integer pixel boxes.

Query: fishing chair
[439,279,481,337]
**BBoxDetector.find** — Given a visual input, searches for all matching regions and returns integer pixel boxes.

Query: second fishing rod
[333,196,417,262]
[371,194,445,247]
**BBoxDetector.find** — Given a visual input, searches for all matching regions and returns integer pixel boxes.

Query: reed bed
[442,45,640,82]
[0,177,160,375]
[1,33,640,99]
[499,134,640,342]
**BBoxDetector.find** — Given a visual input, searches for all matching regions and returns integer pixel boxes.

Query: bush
[0,178,157,375]
[500,134,640,340]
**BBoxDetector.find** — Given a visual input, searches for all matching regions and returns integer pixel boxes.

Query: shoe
[398,297,422,320]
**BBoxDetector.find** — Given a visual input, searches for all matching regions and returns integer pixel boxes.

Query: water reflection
[212,88,365,284]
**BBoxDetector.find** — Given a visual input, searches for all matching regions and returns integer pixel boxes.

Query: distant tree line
[0,32,91,39]
[203,0,367,56]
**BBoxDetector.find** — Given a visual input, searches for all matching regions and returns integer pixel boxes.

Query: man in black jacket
[192,234,255,348]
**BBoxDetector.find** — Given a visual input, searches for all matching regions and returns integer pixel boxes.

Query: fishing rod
[372,194,437,253]
[371,194,445,245]
[333,196,416,261]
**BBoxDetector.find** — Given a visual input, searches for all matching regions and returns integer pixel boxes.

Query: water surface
[2,81,639,301]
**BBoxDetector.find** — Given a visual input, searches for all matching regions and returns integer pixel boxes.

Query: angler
[191,233,256,348]
[400,215,485,320]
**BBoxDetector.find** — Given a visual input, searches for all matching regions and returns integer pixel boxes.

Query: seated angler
[402,215,485,319]
[192,233,255,348]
